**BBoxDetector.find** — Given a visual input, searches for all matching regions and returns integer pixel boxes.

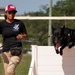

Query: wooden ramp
[28,45,75,75]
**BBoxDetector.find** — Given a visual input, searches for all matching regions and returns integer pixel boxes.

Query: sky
[0,0,59,15]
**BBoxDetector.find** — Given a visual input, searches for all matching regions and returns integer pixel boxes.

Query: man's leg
[6,53,23,75]
[2,51,11,75]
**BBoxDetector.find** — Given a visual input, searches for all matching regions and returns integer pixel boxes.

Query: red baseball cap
[5,4,17,12]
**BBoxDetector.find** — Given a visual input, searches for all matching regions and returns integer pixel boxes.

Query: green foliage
[1,0,75,48]
[0,54,31,75]
[16,54,31,75]
[23,0,75,47]
[23,5,50,46]
[52,0,75,28]
[53,0,75,16]
[22,17,49,46]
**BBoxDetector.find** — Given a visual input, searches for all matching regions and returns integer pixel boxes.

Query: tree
[52,0,75,28]
[23,0,75,48]
[24,5,49,46]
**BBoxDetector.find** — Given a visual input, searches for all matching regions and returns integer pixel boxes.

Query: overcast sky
[0,0,59,15]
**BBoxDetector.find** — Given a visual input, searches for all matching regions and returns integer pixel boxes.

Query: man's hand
[16,33,27,40]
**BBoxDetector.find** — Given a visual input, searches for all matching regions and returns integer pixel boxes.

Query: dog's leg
[60,45,66,55]
[55,49,60,54]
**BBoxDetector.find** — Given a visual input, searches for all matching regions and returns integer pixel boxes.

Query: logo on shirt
[13,24,19,31]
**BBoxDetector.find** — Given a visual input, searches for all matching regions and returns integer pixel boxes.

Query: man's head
[5,4,17,12]
[5,4,17,20]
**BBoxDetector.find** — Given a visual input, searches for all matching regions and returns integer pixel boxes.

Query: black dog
[52,26,72,55]
[59,26,71,55]
[52,26,62,54]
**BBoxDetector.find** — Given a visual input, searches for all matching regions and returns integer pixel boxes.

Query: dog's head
[52,26,62,50]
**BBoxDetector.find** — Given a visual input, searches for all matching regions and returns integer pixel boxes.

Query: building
[0,8,5,16]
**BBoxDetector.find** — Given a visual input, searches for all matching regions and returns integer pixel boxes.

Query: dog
[59,26,71,55]
[52,26,72,55]
[52,26,62,54]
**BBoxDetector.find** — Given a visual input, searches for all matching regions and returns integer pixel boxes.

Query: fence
[1,16,75,20]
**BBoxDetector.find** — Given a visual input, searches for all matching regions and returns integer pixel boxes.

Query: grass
[0,54,31,75]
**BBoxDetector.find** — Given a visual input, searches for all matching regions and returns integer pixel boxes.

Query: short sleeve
[19,21,27,35]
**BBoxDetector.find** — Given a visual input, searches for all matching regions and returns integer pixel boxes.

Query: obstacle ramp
[28,45,75,75]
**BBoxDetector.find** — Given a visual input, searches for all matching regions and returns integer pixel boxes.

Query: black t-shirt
[0,19,27,52]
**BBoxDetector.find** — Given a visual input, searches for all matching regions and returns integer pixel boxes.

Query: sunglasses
[7,11,16,14]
